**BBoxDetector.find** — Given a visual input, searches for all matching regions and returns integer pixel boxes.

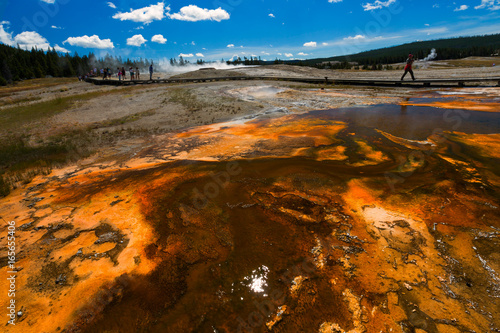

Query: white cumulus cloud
[284,53,293,57]
[113,2,166,24]
[475,0,500,10]
[454,4,469,11]
[14,31,50,50]
[127,34,147,46]
[40,0,55,3]
[151,34,167,44]
[303,41,317,47]
[269,13,275,18]
[0,22,14,46]
[63,35,114,49]
[0,22,70,52]
[54,44,70,53]
[298,52,309,56]
[328,0,343,3]
[362,0,396,11]
[344,34,366,40]
[196,53,204,57]
[168,5,230,22]
[179,53,194,57]
[227,44,235,48]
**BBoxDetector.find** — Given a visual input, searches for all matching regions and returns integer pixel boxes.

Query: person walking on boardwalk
[129,67,135,80]
[136,67,140,80]
[149,64,153,80]
[117,68,122,81]
[121,67,126,80]
[401,54,416,81]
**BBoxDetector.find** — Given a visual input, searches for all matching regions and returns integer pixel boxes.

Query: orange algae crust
[0,103,499,333]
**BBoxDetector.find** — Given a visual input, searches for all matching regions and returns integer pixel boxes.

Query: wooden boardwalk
[86,75,500,88]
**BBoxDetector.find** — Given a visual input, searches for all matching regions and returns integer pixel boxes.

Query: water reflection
[242,265,270,296]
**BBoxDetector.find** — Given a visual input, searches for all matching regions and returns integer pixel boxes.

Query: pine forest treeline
[0,44,153,85]
[293,33,500,68]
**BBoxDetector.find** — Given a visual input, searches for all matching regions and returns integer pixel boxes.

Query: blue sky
[1,0,500,62]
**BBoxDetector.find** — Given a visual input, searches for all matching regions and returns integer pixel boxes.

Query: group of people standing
[116,67,140,81]
[98,64,154,81]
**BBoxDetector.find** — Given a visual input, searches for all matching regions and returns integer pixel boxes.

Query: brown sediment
[401,99,500,112]
[400,88,500,113]
[0,85,499,333]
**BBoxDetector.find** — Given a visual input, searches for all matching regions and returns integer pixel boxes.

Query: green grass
[166,88,204,111]
[0,95,42,107]
[0,85,151,197]
[95,109,157,128]
[0,88,139,132]
[0,77,77,96]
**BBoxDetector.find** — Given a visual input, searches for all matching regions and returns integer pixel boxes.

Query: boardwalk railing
[86,75,500,88]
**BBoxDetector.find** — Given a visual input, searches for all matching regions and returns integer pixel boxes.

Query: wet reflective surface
[1,97,499,332]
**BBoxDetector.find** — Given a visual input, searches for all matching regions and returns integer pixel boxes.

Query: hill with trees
[286,33,500,69]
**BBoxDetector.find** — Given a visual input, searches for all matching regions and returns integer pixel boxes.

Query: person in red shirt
[401,54,416,81]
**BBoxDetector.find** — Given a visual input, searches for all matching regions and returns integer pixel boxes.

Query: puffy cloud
[1,22,68,52]
[14,31,50,50]
[284,53,293,57]
[53,44,70,53]
[0,22,14,46]
[151,34,167,44]
[168,5,230,22]
[63,35,114,49]
[113,2,166,24]
[107,2,116,9]
[344,34,365,40]
[328,0,343,3]
[227,44,235,48]
[362,0,396,11]
[454,4,469,11]
[196,53,204,57]
[322,42,329,46]
[179,53,194,57]
[298,52,309,56]
[269,13,275,18]
[127,34,147,46]
[475,0,500,10]
[303,41,317,47]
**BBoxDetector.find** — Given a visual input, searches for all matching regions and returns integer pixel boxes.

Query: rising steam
[157,59,250,75]
[422,48,437,61]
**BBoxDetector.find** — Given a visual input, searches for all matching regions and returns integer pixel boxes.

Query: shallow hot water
[311,104,499,140]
